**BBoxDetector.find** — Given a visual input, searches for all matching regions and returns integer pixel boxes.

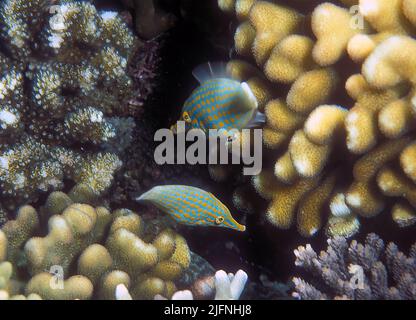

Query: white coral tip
[172,290,194,300]
[115,284,132,300]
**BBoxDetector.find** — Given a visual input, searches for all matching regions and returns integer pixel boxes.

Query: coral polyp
[0,0,140,215]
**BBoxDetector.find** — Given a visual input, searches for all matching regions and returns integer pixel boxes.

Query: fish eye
[215,216,224,225]
[183,112,192,123]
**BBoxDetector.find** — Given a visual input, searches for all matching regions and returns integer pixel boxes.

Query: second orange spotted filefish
[173,62,265,134]
[136,185,246,232]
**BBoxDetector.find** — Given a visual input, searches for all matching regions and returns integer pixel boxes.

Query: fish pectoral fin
[192,61,228,84]
[246,111,266,128]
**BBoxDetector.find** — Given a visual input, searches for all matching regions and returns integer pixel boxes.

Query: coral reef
[0,0,143,217]
[0,186,191,300]
[292,233,416,300]
[219,0,416,237]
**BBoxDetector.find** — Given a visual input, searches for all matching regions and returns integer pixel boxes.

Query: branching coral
[0,186,191,300]
[0,0,142,217]
[292,233,416,300]
[219,0,416,237]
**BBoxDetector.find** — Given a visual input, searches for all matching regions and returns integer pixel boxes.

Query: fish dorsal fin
[192,61,228,84]
[246,111,266,128]
[241,82,258,110]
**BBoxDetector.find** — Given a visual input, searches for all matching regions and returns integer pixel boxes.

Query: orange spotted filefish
[172,62,265,136]
[136,185,246,232]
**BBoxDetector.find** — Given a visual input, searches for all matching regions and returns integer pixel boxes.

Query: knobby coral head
[219,0,416,238]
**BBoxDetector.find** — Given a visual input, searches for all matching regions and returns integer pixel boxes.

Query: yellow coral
[98,270,131,300]
[326,214,360,238]
[363,36,416,89]
[249,1,303,65]
[403,0,416,26]
[345,83,405,154]
[377,165,416,208]
[400,142,416,183]
[264,35,315,83]
[286,69,338,114]
[107,229,158,275]
[0,231,7,262]
[297,173,337,237]
[78,244,113,285]
[235,0,256,21]
[149,229,190,281]
[252,169,281,200]
[289,130,330,178]
[234,22,256,57]
[266,179,317,229]
[24,203,111,275]
[0,187,191,300]
[304,105,348,145]
[346,137,412,217]
[130,275,176,300]
[218,0,236,12]
[326,191,361,236]
[264,99,303,133]
[245,76,274,111]
[359,0,413,34]
[347,32,391,62]
[226,59,262,80]
[312,3,368,66]
[219,0,416,236]
[262,126,289,149]
[26,273,94,300]
[2,206,39,263]
[392,201,416,227]
[274,152,298,184]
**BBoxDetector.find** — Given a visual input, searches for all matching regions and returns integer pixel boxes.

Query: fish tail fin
[136,187,160,202]
[192,61,228,84]
[246,111,266,128]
